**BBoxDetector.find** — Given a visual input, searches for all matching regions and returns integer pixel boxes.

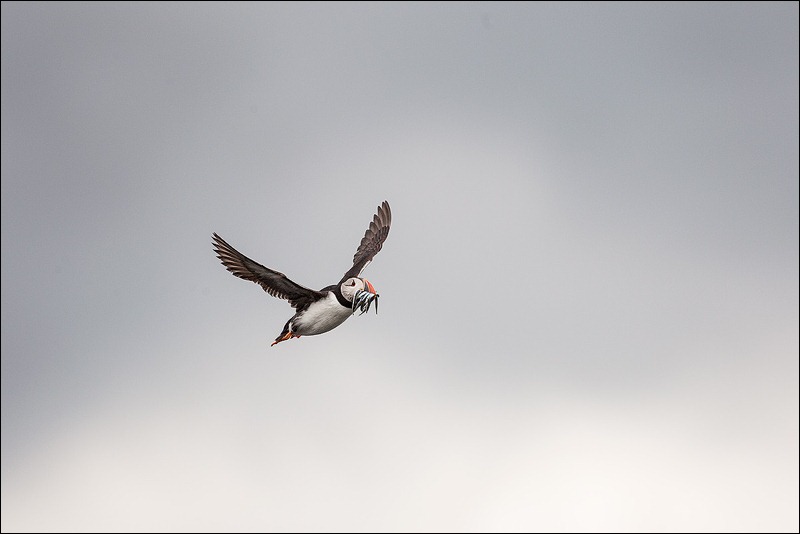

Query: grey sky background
[1,2,798,532]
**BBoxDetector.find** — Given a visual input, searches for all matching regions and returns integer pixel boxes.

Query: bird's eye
[348,280,356,286]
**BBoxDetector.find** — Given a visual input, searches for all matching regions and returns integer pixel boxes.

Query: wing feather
[212,232,325,310]
[340,201,392,283]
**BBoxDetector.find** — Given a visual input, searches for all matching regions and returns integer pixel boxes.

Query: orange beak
[363,279,377,295]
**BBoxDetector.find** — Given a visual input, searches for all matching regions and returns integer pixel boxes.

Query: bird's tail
[271,320,298,346]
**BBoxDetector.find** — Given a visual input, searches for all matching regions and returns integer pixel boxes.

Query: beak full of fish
[352,289,379,315]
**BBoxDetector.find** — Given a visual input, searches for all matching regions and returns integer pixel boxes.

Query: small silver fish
[352,289,379,315]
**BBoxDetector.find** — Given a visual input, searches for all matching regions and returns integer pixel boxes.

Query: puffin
[212,201,391,346]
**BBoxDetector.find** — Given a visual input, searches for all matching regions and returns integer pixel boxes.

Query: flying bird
[212,201,391,346]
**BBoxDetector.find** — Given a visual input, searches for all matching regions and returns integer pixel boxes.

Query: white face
[340,277,365,302]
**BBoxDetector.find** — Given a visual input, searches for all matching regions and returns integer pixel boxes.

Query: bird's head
[341,277,379,314]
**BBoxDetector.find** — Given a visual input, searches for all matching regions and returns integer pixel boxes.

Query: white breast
[292,292,353,336]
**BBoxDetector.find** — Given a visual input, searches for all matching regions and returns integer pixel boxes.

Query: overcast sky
[2,2,798,532]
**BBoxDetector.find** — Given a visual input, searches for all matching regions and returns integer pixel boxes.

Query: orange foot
[271,331,301,346]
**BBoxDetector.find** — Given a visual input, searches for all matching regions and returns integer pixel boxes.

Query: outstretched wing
[212,232,325,310]
[340,201,392,284]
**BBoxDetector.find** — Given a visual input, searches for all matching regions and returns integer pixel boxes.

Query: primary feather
[340,200,392,283]
[212,232,325,310]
